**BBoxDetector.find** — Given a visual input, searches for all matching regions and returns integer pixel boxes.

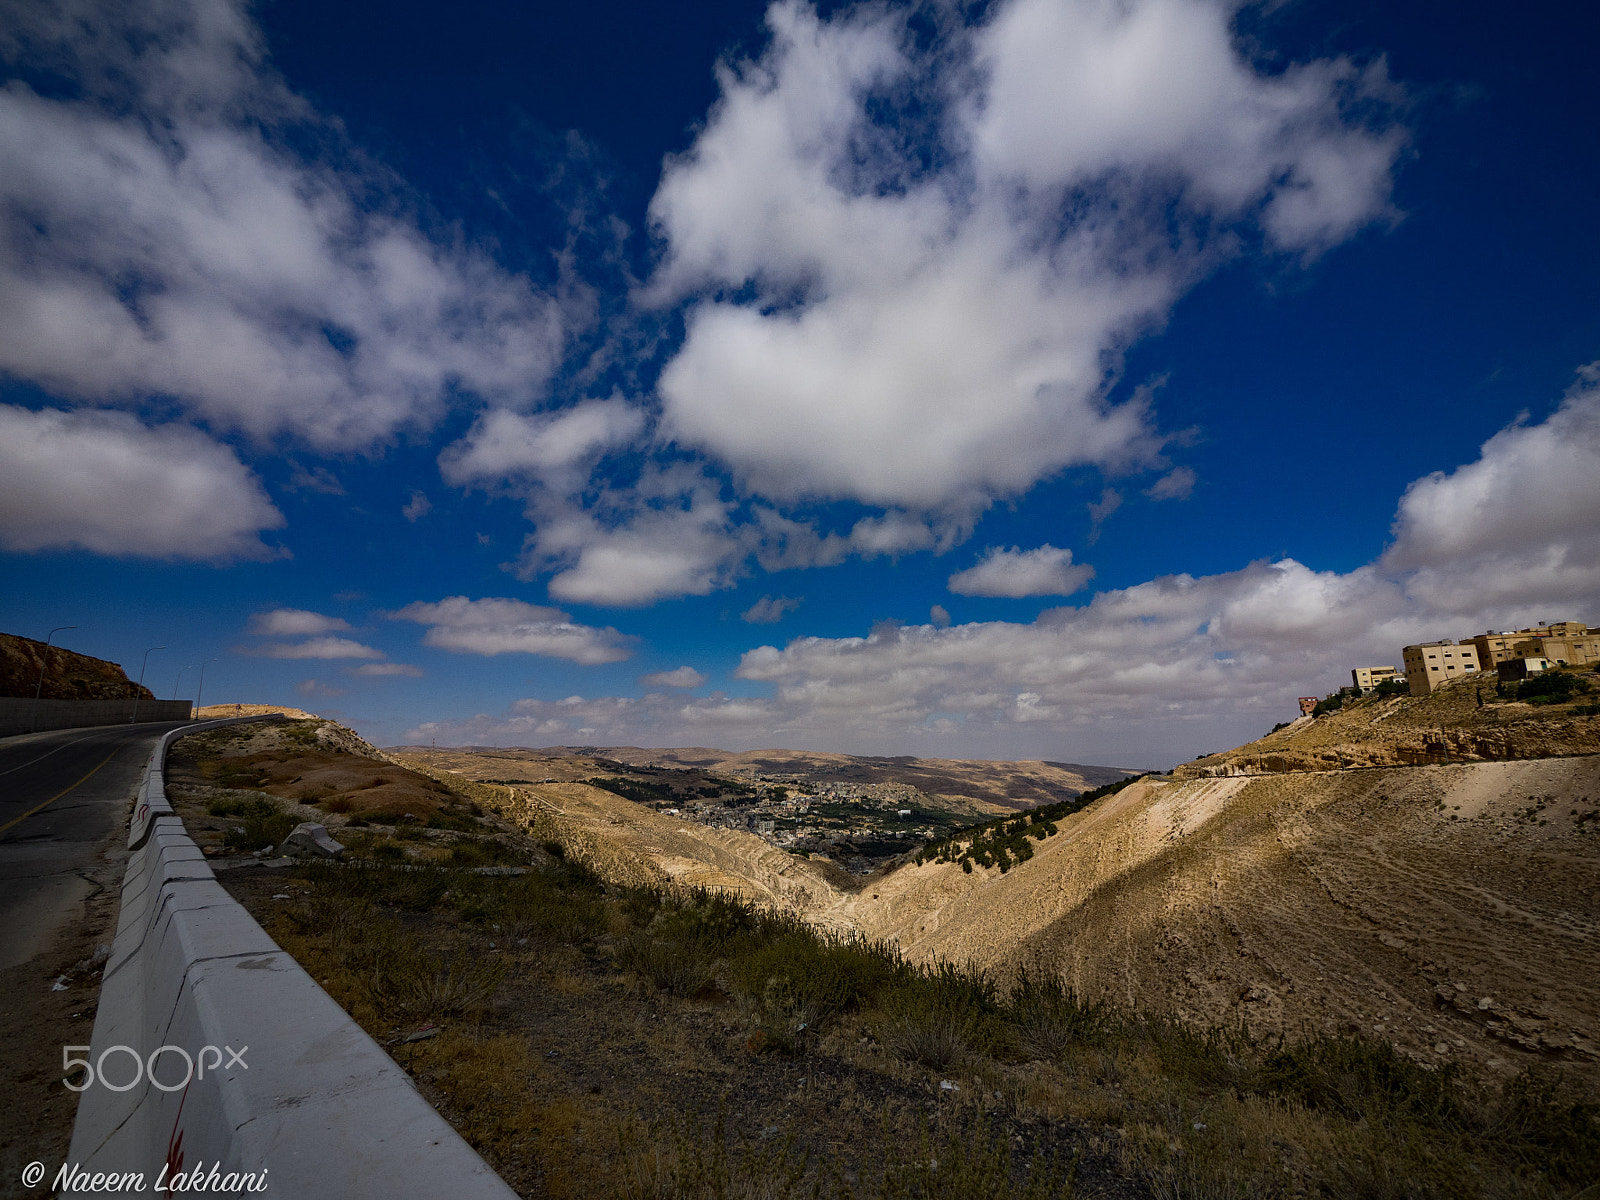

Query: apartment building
[1465,631,1533,670]
[1350,665,1402,694]
[1463,622,1598,671]
[1402,640,1482,696]
[1513,634,1600,668]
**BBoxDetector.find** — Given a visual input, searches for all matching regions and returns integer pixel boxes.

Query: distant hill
[0,632,153,701]
[388,743,1144,811]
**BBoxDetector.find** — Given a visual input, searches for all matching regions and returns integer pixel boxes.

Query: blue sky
[2,0,1597,767]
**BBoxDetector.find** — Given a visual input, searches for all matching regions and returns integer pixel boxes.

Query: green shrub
[1516,670,1579,703]
[1252,1033,1463,1126]
[733,930,901,1051]
[489,872,607,943]
[1486,1070,1600,1190]
[1312,692,1346,717]
[655,889,758,954]
[1146,1015,1250,1093]
[370,839,408,862]
[917,774,1145,873]
[220,797,297,853]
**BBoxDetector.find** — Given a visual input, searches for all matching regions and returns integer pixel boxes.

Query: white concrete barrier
[66,719,518,1199]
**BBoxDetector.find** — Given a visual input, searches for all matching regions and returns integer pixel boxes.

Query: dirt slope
[832,756,1600,1083]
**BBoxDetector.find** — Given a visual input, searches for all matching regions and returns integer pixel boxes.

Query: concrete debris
[276,822,345,859]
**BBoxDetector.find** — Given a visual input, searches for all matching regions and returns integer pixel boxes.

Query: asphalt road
[0,722,190,972]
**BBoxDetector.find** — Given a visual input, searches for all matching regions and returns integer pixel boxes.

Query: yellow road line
[0,748,121,838]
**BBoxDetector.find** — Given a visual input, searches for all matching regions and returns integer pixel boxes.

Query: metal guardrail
[65,718,518,1199]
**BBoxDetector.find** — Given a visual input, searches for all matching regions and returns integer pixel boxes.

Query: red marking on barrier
[164,1079,191,1181]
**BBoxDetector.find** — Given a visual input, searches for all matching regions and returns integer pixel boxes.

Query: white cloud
[513,465,747,607]
[249,608,350,636]
[404,691,781,747]
[969,0,1403,250]
[249,636,384,659]
[728,557,1418,756]
[402,491,432,522]
[439,398,647,489]
[1382,365,1600,611]
[1145,466,1197,501]
[929,604,951,628]
[742,595,803,624]
[389,596,635,664]
[648,0,1404,515]
[295,678,348,698]
[348,662,424,678]
[947,545,1095,598]
[0,0,571,453]
[1086,487,1123,541]
[0,404,284,559]
[286,464,344,495]
[641,666,707,688]
[404,369,1600,763]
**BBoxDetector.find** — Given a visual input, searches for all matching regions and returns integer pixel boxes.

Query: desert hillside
[365,695,1600,1087]
[0,631,153,700]
[830,741,1600,1084]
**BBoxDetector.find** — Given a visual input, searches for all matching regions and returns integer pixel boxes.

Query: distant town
[490,763,977,874]
[640,771,973,874]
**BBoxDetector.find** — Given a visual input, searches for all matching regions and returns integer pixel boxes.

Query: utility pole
[29,625,77,733]
[129,645,165,723]
[194,658,218,719]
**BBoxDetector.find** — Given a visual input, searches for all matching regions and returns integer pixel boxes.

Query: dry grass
[250,852,1600,1198]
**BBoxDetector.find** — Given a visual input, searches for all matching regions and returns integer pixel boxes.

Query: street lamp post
[129,645,166,724]
[29,625,78,734]
[172,666,192,702]
[194,658,218,718]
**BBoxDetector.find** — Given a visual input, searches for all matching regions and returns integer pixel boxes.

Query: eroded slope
[390,748,857,915]
[834,757,1600,1082]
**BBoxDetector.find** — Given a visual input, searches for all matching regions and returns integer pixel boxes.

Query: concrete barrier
[0,696,193,737]
[66,718,518,1199]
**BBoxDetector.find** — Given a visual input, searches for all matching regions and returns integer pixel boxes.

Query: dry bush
[616,928,717,998]
[368,943,506,1020]
[1006,969,1109,1062]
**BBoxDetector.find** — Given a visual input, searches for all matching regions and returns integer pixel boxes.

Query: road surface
[0,722,190,971]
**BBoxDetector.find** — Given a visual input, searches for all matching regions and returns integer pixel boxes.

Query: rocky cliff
[0,632,153,700]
